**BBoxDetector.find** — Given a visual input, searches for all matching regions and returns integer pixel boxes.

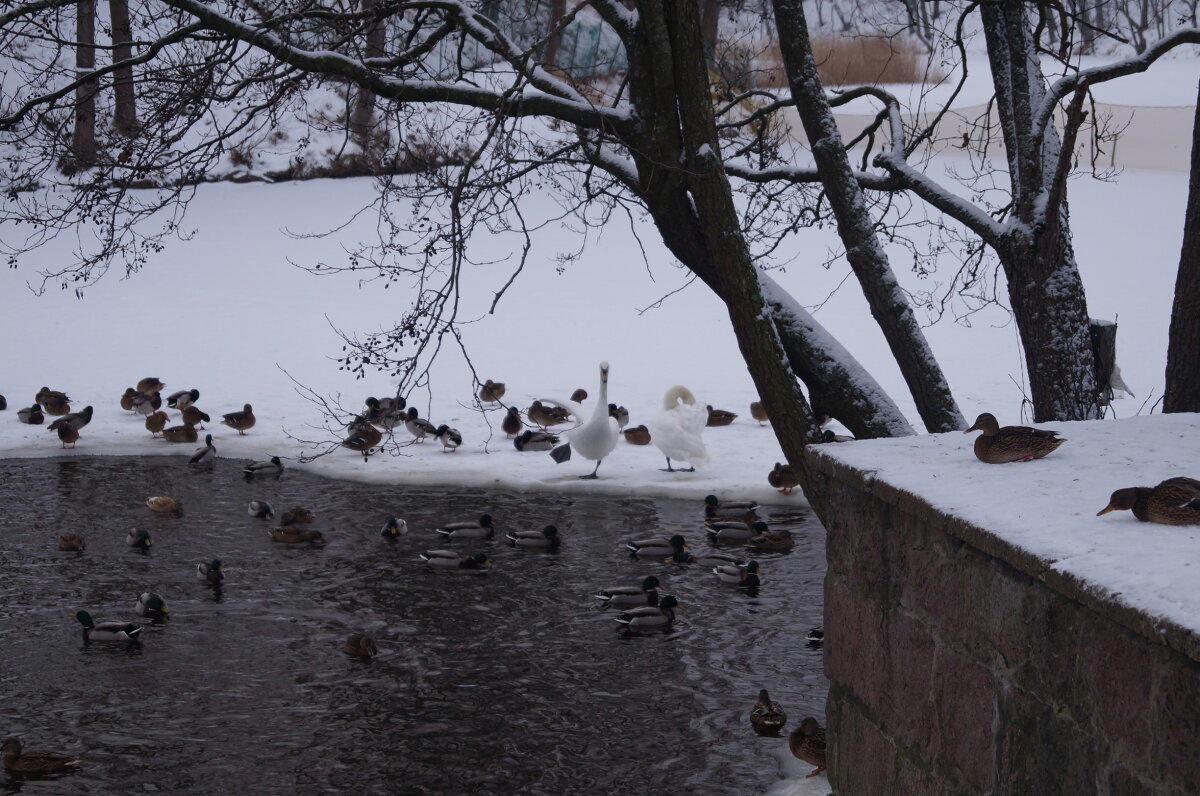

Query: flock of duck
[1,374,831,779]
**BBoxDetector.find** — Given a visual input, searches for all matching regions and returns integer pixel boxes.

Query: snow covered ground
[0,158,1187,506]
[812,412,1200,639]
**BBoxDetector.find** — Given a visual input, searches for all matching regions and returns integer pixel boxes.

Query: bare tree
[349,0,387,157]
[1165,78,1200,412]
[543,0,568,68]
[67,0,98,168]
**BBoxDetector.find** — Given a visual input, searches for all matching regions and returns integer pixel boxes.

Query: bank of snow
[810,413,1200,639]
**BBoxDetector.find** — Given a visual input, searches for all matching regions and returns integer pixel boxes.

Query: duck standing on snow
[542,362,620,479]
[56,423,79,448]
[514,429,559,452]
[434,424,462,453]
[167,389,199,410]
[342,417,383,459]
[608,404,629,428]
[648,386,709,473]
[221,404,256,435]
[527,401,571,430]
[181,405,210,429]
[120,387,138,411]
[188,434,216,465]
[478,380,506,404]
[48,406,92,433]
[964,412,1066,463]
[706,405,737,426]
[18,403,44,425]
[501,406,523,437]
[768,462,800,494]
[0,394,5,410]
[622,425,651,445]
[403,407,438,442]
[750,401,769,426]
[36,387,71,416]
[1097,477,1200,525]
[244,456,284,478]
[145,410,169,437]
[131,391,161,415]
[162,422,198,444]
[570,388,588,403]
[136,377,165,396]
[790,717,828,778]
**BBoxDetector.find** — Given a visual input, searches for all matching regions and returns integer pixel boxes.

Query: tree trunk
[109,0,137,136]
[69,0,98,168]
[699,0,719,62]
[544,0,568,69]
[771,0,964,433]
[1165,79,1200,412]
[1089,319,1118,405]
[981,0,1099,421]
[349,0,386,156]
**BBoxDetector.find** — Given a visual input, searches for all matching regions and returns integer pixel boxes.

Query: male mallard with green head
[73,610,142,644]
[1097,477,1200,526]
[750,689,787,735]
[714,560,760,588]
[595,575,662,609]
[188,434,216,465]
[964,412,1066,463]
[505,525,562,549]
[626,534,688,558]
[197,559,223,585]
[419,550,492,569]
[436,514,495,539]
[614,595,678,629]
[2,737,79,777]
[380,517,408,537]
[167,388,199,410]
[135,592,169,621]
[18,404,44,425]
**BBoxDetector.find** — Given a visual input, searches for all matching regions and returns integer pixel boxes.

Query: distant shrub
[752,35,934,88]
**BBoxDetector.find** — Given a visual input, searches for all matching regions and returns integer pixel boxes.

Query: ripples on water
[0,457,826,794]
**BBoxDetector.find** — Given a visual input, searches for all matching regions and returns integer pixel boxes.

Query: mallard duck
[280,507,314,525]
[806,627,823,646]
[120,386,138,411]
[501,406,523,437]
[136,377,165,396]
[714,559,760,587]
[57,534,86,551]
[126,528,152,549]
[135,592,169,621]
[362,396,385,425]
[704,494,758,513]
[146,496,183,516]
[1,737,80,777]
[706,405,737,426]
[243,456,283,478]
[514,429,558,451]
[695,550,744,566]
[196,559,223,585]
[17,403,44,425]
[73,610,141,643]
[181,405,210,428]
[768,462,800,494]
[707,520,768,542]
[344,417,382,455]
[344,632,378,658]
[789,717,827,778]
[434,424,463,453]
[130,392,161,415]
[821,429,855,443]
[570,388,588,403]
[381,517,408,537]
[626,534,688,558]
[220,403,256,435]
[614,594,678,629]
[145,411,168,436]
[964,412,1066,463]
[248,500,274,520]
[595,575,661,609]
[747,528,794,552]
[188,434,216,465]
[268,526,326,544]
[56,423,79,449]
[0,394,5,410]
[436,514,495,540]
[478,380,506,403]
[161,423,198,444]
[166,389,199,410]
[48,406,92,433]
[419,550,492,569]
[750,689,787,734]
[1097,477,1200,526]
[608,403,629,428]
[364,396,406,425]
[36,387,71,416]
[527,400,570,430]
[622,425,651,445]
[705,503,760,524]
[403,407,437,442]
[506,525,562,549]
[750,401,769,426]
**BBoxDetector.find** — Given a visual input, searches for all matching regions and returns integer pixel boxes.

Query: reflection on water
[0,457,826,793]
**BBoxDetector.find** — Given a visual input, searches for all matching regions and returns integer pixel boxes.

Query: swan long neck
[662,385,696,410]
[591,368,610,420]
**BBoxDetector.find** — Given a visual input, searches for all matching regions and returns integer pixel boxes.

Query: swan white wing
[648,405,709,468]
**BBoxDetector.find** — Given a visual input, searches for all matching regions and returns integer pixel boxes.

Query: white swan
[541,361,620,479]
[648,386,709,472]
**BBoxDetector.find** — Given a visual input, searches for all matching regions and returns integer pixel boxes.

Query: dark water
[0,457,826,794]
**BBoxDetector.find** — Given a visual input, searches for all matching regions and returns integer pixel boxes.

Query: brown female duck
[181,405,210,429]
[622,425,651,445]
[768,462,799,494]
[269,526,326,544]
[789,717,827,778]
[1097,477,1200,526]
[162,422,198,443]
[57,534,86,551]
[750,401,769,426]
[344,632,378,658]
[527,400,570,430]
[2,737,79,777]
[221,404,256,435]
[501,406,523,437]
[964,412,1066,463]
[706,405,737,427]
[120,387,138,411]
[136,377,165,396]
[478,380,506,403]
[750,689,787,735]
[145,411,169,437]
[36,387,71,416]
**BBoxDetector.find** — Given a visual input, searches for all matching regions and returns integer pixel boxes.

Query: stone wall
[807,452,1200,794]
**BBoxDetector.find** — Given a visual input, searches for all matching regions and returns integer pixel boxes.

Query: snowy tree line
[0,0,1197,514]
